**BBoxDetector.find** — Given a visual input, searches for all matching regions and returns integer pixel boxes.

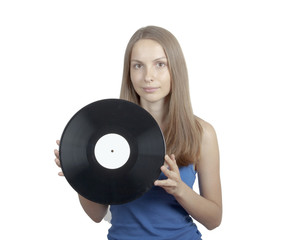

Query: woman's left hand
[154,154,184,196]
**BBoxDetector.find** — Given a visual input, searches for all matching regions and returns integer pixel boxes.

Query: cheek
[130,78,139,93]
[130,71,142,87]
[165,81,171,95]
[161,72,171,91]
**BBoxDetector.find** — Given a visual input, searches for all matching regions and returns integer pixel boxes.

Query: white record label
[94,133,130,169]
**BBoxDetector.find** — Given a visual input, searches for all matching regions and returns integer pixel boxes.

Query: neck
[140,98,169,131]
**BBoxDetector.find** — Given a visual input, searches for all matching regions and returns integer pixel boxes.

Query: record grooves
[59,99,165,205]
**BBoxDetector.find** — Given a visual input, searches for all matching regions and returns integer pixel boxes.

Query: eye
[133,63,143,69]
[156,62,167,68]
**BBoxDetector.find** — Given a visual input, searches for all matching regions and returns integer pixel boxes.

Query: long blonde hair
[120,26,202,167]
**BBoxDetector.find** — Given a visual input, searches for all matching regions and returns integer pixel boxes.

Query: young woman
[54,26,222,240]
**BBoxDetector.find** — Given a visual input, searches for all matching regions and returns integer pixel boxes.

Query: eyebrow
[130,57,167,62]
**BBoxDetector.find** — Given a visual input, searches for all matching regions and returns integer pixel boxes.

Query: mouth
[143,87,159,93]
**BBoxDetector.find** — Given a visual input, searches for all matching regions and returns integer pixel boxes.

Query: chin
[141,95,167,104]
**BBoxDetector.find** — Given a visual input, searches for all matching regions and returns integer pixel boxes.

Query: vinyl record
[59,99,165,205]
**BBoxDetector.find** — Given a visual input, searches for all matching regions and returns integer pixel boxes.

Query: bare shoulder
[196,116,217,141]
[195,116,219,171]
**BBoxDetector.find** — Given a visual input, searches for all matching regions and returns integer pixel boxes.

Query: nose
[144,66,154,83]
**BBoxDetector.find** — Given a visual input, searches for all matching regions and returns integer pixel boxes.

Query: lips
[143,87,159,93]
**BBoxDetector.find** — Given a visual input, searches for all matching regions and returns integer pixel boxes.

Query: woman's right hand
[54,140,108,223]
[54,140,64,176]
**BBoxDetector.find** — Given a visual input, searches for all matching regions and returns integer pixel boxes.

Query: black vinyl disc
[59,99,165,205]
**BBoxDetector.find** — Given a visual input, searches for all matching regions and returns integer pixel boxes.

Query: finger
[58,171,64,176]
[164,155,178,172]
[160,165,173,179]
[154,179,175,187]
[54,149,59,158]
[56,140,60,146]
[55,158,61,168]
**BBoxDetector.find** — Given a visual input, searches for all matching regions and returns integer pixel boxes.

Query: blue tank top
[108,164,202,240]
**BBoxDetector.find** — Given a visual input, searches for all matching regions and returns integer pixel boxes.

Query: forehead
[131,39,166,60]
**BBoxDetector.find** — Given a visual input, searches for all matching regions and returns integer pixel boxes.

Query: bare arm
[78,194,108,223]
[154,121,222,230]
[54,140,109,223]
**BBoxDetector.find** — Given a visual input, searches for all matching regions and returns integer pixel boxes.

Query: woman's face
[130,39,171,105]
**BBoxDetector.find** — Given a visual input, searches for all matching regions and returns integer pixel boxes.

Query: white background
[1,0,285,239]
